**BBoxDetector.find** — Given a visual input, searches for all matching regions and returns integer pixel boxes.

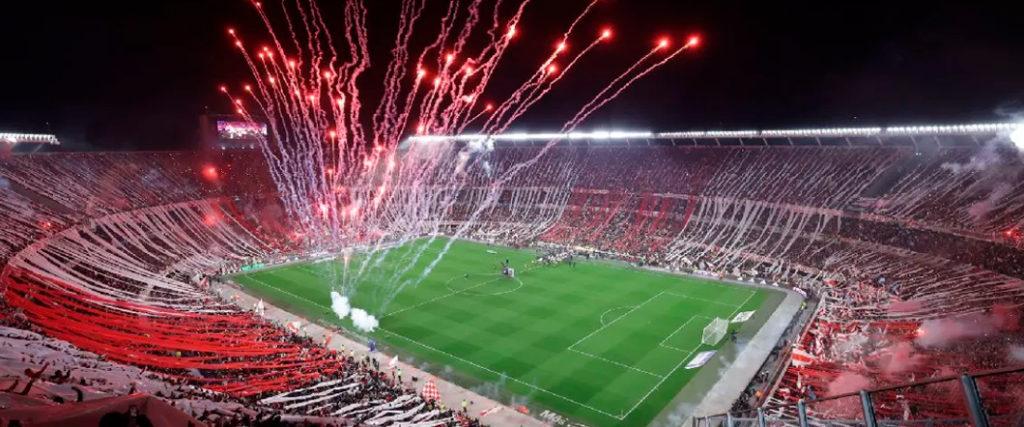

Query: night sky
[1,0,1021,151]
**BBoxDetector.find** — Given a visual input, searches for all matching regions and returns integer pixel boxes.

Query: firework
[222,0,698,320]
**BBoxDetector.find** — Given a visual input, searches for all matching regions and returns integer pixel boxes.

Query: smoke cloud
[1010,345,1024,362]
[0,177,8,189]
[351,308,380,333]
[883,342,924,374]
[968,182,1013,222]
[815,372,873,418]
[916,306,1019,348]
[828,372,872,396]
[330,292,378,332]
[330,291,351,320]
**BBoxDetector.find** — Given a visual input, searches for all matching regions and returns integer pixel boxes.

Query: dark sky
[1,0,1021,151]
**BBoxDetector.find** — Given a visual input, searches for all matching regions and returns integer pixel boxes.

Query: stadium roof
[410,122,1021,143]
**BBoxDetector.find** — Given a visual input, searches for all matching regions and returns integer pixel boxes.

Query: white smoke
[1009,345,1024,362]
[915,306,1019,348]
[0,177,8,189]
[453,137,495,176]
[350,308,380,333]
[1011,126,1024,150]
[331,292,379,332]
[330,291,351,320]
[968,182,1013,221]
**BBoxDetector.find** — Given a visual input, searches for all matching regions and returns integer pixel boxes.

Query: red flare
[601,28,612,39]
[203,167,218,180]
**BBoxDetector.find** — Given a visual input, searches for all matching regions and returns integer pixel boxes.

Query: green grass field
[232,239,781,427]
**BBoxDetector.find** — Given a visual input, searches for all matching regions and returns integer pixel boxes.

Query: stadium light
[406,122,1020,144]
[0,133,60,145]
[1011,126,1024,149]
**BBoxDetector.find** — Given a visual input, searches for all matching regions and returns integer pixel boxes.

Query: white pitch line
[246,262,765,422]
[621,289,758,419]
[380,277,502,319]
[250,269,627,420]
[598,306,633,327]
[657,315,708,352]
[566,348,664,378]
[380,328,626,420]
[384,266,540,319]
[662,292,744,308]
[243,274,333,312]
[568,291,665,350]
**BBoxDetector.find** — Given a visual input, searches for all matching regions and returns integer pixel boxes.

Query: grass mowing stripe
[232,239,781,427]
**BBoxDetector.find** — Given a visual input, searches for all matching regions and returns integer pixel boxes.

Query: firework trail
[567,36,700,128]
[222,0,698,323]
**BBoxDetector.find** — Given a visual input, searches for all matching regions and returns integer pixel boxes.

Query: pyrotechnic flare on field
[221,0,699,323]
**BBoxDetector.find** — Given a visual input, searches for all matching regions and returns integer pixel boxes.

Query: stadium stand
[2,128,1024,426]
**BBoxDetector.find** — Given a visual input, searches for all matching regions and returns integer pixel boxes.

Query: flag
[388,355,398,368]
[422,378,440,401]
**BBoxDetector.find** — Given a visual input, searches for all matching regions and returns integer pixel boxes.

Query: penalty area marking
[599,306,634,327]
[657,315,710,352]
[619,288,758,419]
[567,292,697,379]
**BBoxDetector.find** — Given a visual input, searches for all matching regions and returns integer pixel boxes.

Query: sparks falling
[221,0,699,315]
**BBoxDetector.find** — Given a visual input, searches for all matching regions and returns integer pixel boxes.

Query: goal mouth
[701,317,729,346]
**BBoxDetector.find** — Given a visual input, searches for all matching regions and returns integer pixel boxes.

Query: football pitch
[232,239,782,427]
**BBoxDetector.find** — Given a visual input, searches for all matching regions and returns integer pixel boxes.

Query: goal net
[701,317,729,346]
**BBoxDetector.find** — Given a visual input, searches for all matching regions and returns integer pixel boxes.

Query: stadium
[3,123,1024,427]
[3,1,1024,427]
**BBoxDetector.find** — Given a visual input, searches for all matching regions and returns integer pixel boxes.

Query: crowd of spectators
[2,142,1024,425]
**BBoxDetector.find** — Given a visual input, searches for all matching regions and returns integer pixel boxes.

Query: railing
[694,365,1024,427]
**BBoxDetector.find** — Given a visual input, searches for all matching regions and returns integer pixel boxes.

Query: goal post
[701,317,729,346]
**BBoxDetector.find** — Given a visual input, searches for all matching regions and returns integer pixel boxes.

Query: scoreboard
[200,113,271,151]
